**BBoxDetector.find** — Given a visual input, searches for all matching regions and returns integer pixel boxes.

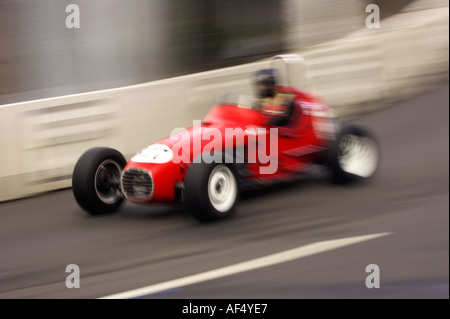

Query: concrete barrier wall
[0,3,448,202]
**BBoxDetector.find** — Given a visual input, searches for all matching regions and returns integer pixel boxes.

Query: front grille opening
[121,168,154,201]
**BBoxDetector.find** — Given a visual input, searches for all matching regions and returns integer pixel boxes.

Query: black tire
[325,124,380,184]
[72,147,127,215]
[184,158,239,223]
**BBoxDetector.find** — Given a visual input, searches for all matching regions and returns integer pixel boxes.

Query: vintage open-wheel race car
[72,55,379,222]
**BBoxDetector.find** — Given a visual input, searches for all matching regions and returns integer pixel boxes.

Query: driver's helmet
[251,68,277,98]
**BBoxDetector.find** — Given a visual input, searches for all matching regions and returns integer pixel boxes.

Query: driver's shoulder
[274,86,305,102]
[273,92,296,107]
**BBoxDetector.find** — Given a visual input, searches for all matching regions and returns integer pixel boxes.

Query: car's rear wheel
[325,124,379,184]
[184,160,239,222]
[72,147,126,215]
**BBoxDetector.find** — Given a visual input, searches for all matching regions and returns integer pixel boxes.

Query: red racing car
[72,60,379,223]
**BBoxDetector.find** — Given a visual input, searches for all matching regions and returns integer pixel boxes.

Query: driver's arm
[262,93,295,126]
[265,102,294,126]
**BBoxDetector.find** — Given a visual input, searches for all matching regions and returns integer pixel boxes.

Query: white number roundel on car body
[131,144,174,164]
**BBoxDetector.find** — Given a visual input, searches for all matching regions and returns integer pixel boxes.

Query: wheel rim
[94,159,123,204]
[338,134,378,178]
[207,165,237,213]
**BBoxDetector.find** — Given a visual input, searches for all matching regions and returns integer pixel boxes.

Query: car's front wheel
[72,147,126,215]
[184,160,239,222]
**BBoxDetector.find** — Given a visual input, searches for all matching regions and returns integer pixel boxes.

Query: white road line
[99,232,391,299]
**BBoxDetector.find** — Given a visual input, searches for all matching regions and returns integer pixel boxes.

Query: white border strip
[100,232,391,299]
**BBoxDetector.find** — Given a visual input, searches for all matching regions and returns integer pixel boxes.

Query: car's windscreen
[214,92,257,110]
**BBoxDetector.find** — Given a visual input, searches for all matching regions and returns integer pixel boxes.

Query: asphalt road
[0,82,448,300]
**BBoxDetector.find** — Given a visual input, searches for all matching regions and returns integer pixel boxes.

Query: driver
[251,68,295,126]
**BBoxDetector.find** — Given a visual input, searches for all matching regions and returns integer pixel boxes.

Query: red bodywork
[123,87,336,204]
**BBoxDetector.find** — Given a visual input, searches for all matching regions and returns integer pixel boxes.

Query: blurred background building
[0,0,430,105]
